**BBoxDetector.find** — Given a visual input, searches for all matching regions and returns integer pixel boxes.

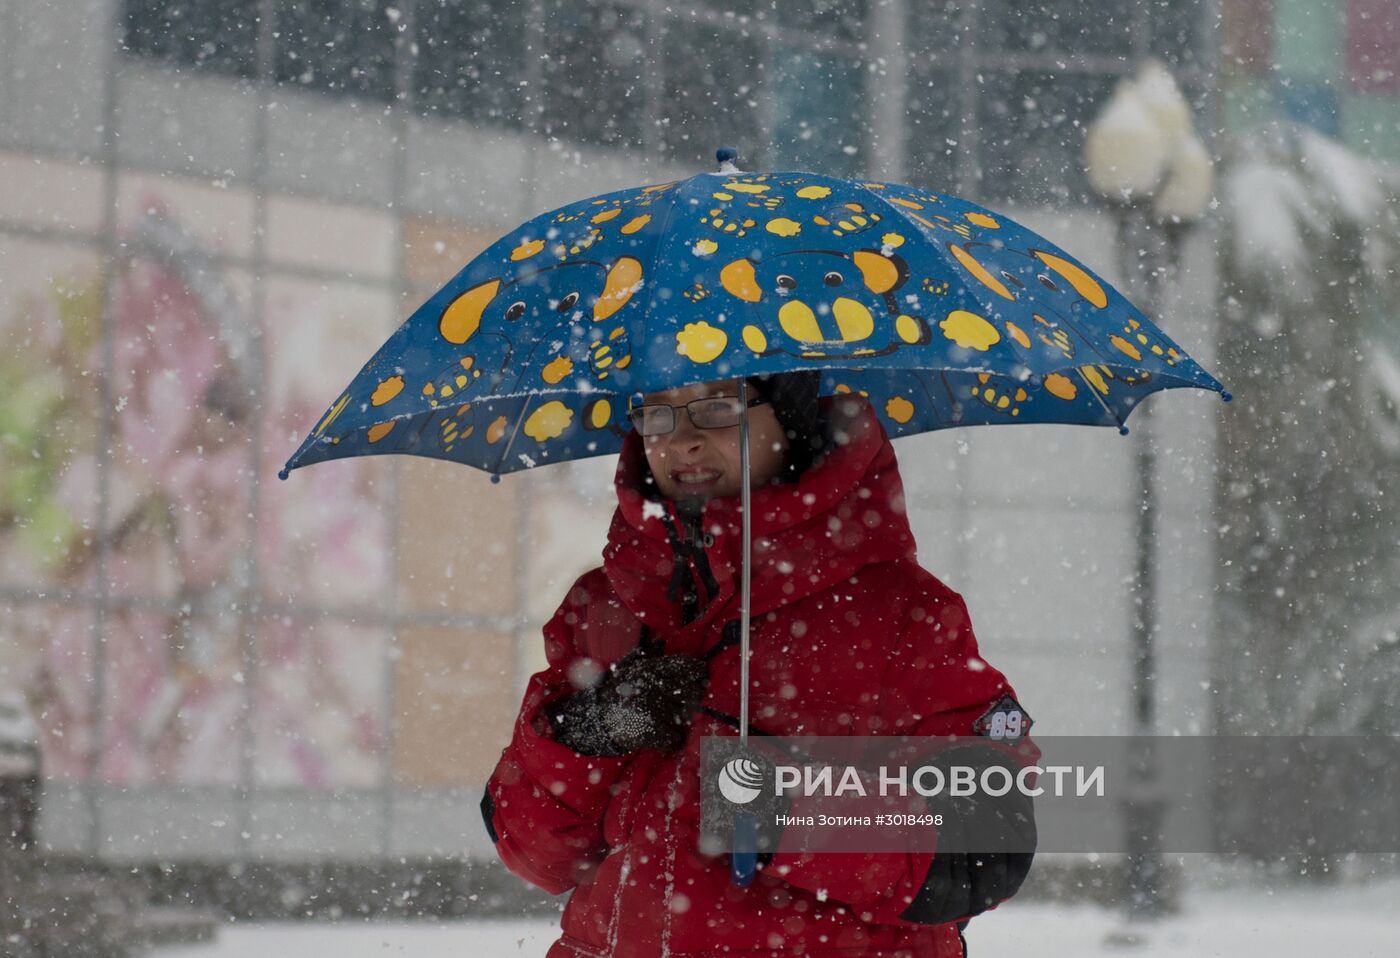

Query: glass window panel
[98,601,247,786]
[266,195,396,279]
[660,18,765,164]
[0,239,103,593]
[538,1,648,148]
[402,216,495,292]
[259,276,393,612]
[904,0,966,192]
[415,0,527,126]
[255,616,387,789]
[768,47,866,176]
[11,603,96,783]
[980,0,1137,59]
[977,69,1118,206]
[397,458,519,617]
[1178,72,1209,124]
[1149,0,1207,68]
[117,173,257,261]
[103,257,255,600]
[392,626,514,786]
[905,0,967,55]
[520,460,614,626]
[905,67,963,191]
[738,0,868,42]
[275,0,398,101]
[122,0,260,78]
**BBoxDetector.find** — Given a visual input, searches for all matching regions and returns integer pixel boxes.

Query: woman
[482,372,1035,957]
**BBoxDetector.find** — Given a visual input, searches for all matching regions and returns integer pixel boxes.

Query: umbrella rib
[494,395,532,476]
[1075,367,1129,433]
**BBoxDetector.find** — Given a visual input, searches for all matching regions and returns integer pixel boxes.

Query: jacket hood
[603,395,918,635]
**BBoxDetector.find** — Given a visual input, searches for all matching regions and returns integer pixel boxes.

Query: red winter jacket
[483,397,1035,958]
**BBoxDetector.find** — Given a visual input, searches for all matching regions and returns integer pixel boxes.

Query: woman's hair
[746,370,825,478]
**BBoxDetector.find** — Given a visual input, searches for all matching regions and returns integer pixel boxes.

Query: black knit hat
[746,371,824,477]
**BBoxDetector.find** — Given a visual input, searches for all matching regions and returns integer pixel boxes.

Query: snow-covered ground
[159,870,1400,957]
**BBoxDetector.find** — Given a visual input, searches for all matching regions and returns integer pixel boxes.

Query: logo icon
[717,755,766,805]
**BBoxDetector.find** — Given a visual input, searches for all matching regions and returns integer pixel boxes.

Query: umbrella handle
[730,809,758,887]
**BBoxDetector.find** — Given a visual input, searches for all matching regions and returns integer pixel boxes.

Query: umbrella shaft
[738,381,752,749]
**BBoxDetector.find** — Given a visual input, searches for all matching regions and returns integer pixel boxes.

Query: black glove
[898,744,1037,925]
[698,745,792,861]
[546,644,709,757]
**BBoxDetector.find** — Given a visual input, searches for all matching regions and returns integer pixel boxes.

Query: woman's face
[639,379,790,503]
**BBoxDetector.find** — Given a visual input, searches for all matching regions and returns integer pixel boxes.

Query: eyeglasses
[628,395,769,437]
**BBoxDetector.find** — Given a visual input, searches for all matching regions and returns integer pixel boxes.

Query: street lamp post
[1083,59,1214,923]
[1119,201,1170,922]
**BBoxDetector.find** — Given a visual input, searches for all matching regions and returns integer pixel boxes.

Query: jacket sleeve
[481,579,634,896]
[762,584,1039,927]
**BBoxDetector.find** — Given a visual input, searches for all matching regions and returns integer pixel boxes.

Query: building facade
[0,0,1220,864]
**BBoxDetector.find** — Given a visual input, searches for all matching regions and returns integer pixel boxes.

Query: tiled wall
[0,14,694,849]
[0,0,1225,859]
[1222,0,1400,157]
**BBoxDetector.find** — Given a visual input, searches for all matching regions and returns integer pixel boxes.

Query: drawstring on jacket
[661,500,719,627]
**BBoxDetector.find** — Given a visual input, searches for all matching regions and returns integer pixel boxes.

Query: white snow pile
[1362,347,1400,453]
[0,690,37,746]
[1223,122,1399,302]
[156,869,1400,958]
[1084,59,1213,221]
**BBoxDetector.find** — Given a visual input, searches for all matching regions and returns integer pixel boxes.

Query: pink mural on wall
[1,195,389,788]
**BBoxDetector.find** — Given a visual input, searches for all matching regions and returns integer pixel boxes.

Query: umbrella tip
[1118,425,1130,436]
[1221,390,1233,402]
[716,146,740,174]
[277,467,290,481]
[490,474,502,485]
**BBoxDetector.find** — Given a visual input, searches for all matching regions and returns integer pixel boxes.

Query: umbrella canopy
[279,156,1229,481]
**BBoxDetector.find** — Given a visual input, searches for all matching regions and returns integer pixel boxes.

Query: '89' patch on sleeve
[973,693,1033,740]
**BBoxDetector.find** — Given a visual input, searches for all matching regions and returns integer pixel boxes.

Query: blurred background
[1,0,1399,953]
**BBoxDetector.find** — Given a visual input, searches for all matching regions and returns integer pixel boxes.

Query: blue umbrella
[279,149,1229,484]
[279,148,1230,886]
